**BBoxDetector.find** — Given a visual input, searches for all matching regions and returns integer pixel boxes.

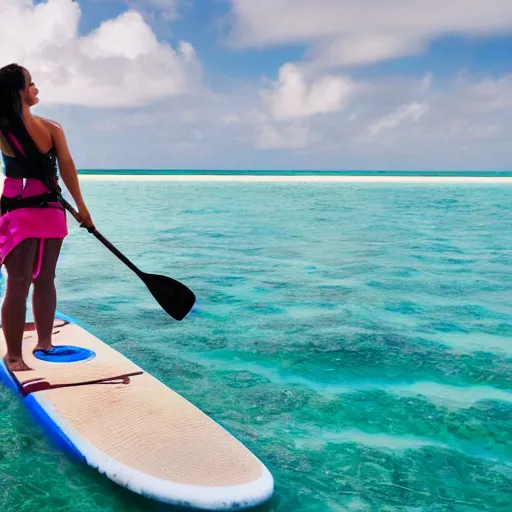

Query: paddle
[58,195,196,322]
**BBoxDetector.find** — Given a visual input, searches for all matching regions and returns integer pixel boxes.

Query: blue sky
[3,0,512,170]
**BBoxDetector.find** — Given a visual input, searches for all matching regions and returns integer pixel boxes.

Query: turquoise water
[1,181,512,511]
[77,169,512,177]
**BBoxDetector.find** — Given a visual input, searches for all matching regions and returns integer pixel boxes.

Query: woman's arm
[45,119,94,228]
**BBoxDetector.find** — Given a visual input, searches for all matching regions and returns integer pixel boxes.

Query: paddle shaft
[58,196,144,278]
[57,194,196,322]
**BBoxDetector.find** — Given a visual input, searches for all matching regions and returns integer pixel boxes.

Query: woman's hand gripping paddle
[59,196,196,321]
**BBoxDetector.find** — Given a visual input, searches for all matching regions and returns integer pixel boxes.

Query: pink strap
[8,133,26,157]
[32,239,45,280]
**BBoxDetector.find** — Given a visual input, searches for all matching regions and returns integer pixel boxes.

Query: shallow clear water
[1,181,512,511]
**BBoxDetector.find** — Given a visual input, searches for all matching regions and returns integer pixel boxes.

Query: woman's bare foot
[33,343,53,353]
[4,355,33,372]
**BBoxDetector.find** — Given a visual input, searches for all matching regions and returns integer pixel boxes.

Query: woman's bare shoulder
[35,116,72,159]
[36,116,63,131]
[36,116,67,147]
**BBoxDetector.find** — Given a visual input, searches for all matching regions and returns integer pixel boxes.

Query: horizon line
[76,169,512,175]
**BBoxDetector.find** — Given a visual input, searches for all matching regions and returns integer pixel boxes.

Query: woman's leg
[32,239,63,351]
[2,239,38,371]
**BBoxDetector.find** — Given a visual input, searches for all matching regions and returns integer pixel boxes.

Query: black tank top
[2,145,58,182]
[0,123,59,190]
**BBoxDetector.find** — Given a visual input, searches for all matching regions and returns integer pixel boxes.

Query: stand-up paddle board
[0,312,274,511]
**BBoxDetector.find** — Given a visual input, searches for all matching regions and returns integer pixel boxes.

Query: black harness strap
[1,118,60,184]
[0,121,64,214]
[0,191,61,213]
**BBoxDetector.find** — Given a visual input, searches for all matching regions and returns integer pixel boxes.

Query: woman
[0,63,93,372]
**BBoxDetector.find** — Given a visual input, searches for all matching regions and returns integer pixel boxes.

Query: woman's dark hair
[0,63,47,174]
[0,63,27,130]
[0,65,59,192]
[0,63,38,153]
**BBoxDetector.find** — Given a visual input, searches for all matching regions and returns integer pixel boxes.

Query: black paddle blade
[141,272,196,321]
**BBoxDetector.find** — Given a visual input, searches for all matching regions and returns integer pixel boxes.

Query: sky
[0,0,511,170]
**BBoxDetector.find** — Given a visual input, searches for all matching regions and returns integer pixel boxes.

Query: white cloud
[253,71,512,161]
[464,75,512,114]
[306,34,425,68]
[228,0,512,67]
[81,11,162,59]
[256,122,311,150]
[1,0,510,171]
[262,63,354,121]
[368,102,430,137]
[32,70,510,170]
[0,0,201,107]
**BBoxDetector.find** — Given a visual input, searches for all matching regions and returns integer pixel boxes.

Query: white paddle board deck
[0,312,274,510]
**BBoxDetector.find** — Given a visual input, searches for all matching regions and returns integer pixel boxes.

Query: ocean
[76,170,512,177]
[1,178,512,511]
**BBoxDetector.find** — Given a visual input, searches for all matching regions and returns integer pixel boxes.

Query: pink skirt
[0,177,68,278]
